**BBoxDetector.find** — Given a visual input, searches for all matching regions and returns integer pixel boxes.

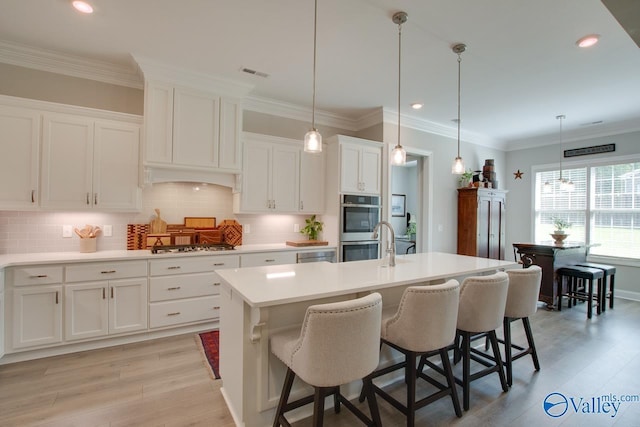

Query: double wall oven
[339,194,381,262]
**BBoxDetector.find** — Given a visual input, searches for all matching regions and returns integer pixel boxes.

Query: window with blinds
[534,160,640,259]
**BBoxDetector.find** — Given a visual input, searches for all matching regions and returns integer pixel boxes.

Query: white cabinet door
[241,140,271,211]
[173,88,220,168]
[339,142,381,195]
[12,285,63,349]
[219,98,242,171]
[93,120,141,211]
[144,81,174,164]
[0,105,40,210]
[109,278,148,335]
[271,144,299,212]
[360,145,382,195]
[299,150,325,213]
[65,282,109,341]
[40,113,93,209]
[340,143,362,194]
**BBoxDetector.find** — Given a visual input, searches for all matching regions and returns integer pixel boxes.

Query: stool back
[290,293,382,387]
[381,280,460,352]
[505,266,542,319]
[457,272,509,333]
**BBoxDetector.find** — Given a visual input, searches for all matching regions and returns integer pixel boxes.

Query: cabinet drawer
[149,254,239,276]
[11,266,63,286]
[240,252,296,267]
[149,295,220,328]
[149,272,222,302]
[65,261,147,283]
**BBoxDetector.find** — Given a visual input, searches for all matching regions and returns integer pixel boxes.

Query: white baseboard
[614,290,640,302]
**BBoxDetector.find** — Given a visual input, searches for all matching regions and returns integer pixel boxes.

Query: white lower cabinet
[65,277,148,341]
[64,261,148,341]
[12,285,63,349]
[149,254,239,328]
[9,265,64,350]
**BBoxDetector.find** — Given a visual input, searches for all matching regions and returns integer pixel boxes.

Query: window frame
[532,153,640,267]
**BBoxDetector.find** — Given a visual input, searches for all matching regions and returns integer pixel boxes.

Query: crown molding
[0,39,143,89]
[133,54,254,98]
[506,118,640,152]
[381,108,505,150]
[243,96,363,131]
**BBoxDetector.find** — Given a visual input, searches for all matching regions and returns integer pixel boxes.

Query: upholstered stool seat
[575,262,616,311]
[270,293,383,427]
[556,266,604,319]
[363,280,462,426]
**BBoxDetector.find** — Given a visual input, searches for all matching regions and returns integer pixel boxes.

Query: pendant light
[390,11,408,166]
[544,115,574,192]
[303,0,322,153]
[451,43,466,174]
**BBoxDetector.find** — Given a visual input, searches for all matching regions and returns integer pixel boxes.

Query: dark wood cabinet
[457,188,507,260]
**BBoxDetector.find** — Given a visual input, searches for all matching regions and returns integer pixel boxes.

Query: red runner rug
[197,330,221,379]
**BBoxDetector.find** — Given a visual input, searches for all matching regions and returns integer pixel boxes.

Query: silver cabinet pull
[55,291,59,304]
[213,306,220,310]
[30,274,48,278]
[213,282,221,286]
[101,270,116,274]
[102,288,106,299]
[94,193,98,205]
[167,266,181,270]
[31,190,35,203]
[111,287,114,299]
[265,259,276,262]
[167,286,181,291]
[213,263,225,266]
[167,312,181,316]
[86,192,90,205]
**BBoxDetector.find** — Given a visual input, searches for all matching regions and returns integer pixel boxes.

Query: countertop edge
[0,243,337,269]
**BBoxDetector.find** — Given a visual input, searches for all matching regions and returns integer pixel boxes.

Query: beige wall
[242,110,355,140]
[0,63,143,114]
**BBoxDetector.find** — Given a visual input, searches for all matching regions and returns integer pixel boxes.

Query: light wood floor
[1,298,640,426]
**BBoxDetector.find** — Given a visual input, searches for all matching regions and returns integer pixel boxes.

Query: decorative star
[514,169,524,179]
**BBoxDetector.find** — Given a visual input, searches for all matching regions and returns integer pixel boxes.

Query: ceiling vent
[241,67,269,78]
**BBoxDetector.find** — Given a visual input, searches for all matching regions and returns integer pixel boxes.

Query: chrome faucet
[372,221,396,267]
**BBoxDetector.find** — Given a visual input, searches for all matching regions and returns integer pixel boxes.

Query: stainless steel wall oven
[340,194,381,262]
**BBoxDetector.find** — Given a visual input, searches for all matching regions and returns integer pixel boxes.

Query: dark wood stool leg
[461,331,471,411]
[557,275,564,311]
[503,317,513,387]
[333,386,341,413]
[273,368,296,427]
[522,317,540,371]
[363,375,382,427]
[406,350,416,427]
[489,330,509,392]
[609,274,615,309]
[587,278,593,319]
[312,387,326,427]
[440,348,462,417]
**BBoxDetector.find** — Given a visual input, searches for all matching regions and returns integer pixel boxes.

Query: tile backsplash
[0,182,319,254]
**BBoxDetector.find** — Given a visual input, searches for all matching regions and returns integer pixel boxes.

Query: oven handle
[340,240,380,245]
[341,203,381,208]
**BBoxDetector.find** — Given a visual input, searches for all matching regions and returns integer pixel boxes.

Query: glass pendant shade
[451,156,465,174]
[304,129,322,153]
[391,145,407,166]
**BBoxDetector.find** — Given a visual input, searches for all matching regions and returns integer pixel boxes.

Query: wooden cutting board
[286,240,329,247]
[150,208,167,233]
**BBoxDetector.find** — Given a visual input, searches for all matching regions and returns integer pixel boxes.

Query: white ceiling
[1,0,639,151]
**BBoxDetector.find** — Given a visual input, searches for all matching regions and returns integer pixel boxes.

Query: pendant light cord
[557,114,565,180]
[457,53,461,157]
[397,19,402,148]
[311,0,318,130]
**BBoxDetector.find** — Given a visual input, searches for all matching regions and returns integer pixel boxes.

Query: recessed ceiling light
[72,1,94,14]
[411,103,423,110]
[576,34,599,48]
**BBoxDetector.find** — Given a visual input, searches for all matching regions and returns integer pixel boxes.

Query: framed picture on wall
[391,194,406,217]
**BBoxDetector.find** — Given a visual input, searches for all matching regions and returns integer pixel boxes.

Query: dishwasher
[296,250,336,263]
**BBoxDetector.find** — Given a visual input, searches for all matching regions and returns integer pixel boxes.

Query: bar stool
[575,262,616,311]
[556,266,603,319]
[364,280,462,426]
[502,266,542,386]
[453,272,510,411]
[270,293,383,427]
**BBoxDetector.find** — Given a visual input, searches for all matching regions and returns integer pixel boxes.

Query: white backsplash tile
[0,182,322,254]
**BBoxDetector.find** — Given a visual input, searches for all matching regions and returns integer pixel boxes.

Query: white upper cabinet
[328,135,382,195]
[234,133,325,214]
[0,105,41,210]
[41,113,141,211]
[144,80,242,172]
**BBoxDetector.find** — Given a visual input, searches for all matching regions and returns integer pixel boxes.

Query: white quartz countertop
[0,243,336,269]
[216,252,518,308]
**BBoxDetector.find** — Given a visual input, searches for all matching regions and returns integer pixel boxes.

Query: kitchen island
[216,252,517,427]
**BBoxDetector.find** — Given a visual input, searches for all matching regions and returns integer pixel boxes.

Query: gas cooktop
[151,243,235,254]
